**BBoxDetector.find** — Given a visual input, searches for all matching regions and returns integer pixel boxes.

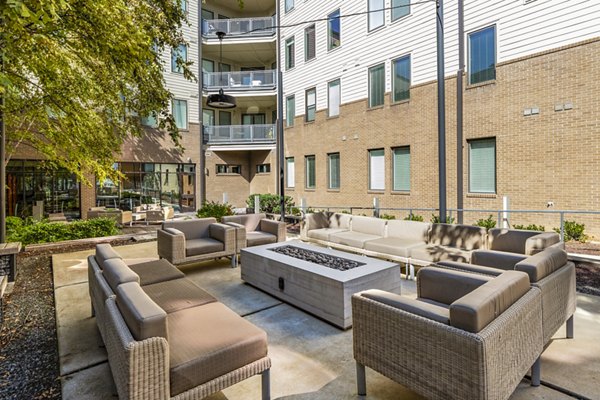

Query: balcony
[203,70,277,91]
[202,17,275,39]
[204,124,276,145]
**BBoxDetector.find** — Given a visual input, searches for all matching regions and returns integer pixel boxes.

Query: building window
[256,164,271,174]
[392,146,410,191]
[328,9,341,50]
[368,0,385,31]
[171,44,187,73]
[285,37,295,70]
[369,63,385,108]
[369,149,385,191]
[217,164,242,175]
[328,79,340,117]
[285,0,294,13]
[172,99,188,130]
[305,88,316,122]
[141,113,158,128]
[469,26,496,84]
[305,155,316,189]
[286,95,295,127]
[392,55,410,102]
[286,157,295,188]
[468,137,496,193]
[305,24,316,61]
[180,0,187,14]
[328,153,340,189]
[392,0,410,21]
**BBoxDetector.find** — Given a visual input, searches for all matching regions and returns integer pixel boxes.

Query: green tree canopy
[0,0,195,184]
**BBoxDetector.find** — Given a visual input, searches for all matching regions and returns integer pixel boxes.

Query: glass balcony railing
[204,125,276,144]
[203,70,277,91]
[202,17,276,38]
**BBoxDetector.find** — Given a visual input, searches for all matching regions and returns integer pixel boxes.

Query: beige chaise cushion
[115,282,168,341]
[185,238,224,257]
[362,289,450,325]
[450,270,530,333]
[515,246,568,282]
[168,302,268,396]
[142,278,217,313]
[102,258,140,292]
[128,259,185,286]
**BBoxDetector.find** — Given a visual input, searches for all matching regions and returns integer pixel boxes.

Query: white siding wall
[162,0,201,124]
[280,0,600,118]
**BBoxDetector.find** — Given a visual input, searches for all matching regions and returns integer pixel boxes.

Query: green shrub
[246,194,295,214]
[7,217,119,245]
[554,220,587,242]
[513,224,545,231]
[380,214,396,220]
[474,215,496,230]
[197,201,235,220]
[404,214,424,222]
[431,214,456,224]
[340,210,351,214]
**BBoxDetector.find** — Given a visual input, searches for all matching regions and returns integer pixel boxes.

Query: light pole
[436,0,447,223]
[276,0,285,221]
[456,0,464,224]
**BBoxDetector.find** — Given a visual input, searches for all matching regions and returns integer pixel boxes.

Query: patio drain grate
[268,245,366,271]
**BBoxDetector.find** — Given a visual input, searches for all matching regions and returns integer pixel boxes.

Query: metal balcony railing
[202,17,276,38]
[203,70,277,91]
[204,125,276,144]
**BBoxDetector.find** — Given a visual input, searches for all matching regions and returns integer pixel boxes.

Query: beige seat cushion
[168,302,268,396]
[329,231,382,249]
[143,278,216,313]
[95,244,122,270]
[129,259,185,286]
[515,246,568,282]
[185,238,224,257]
[307,228,348,241]
[363,237,424,258]
[246,231,277,247]
[103,258,140,292]
[115,282,168,341]
[410,245,471,264]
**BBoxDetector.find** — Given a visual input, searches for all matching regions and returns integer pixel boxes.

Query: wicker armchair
[222,213,286,254]
[157,218,236,266]
[352,267,544,400]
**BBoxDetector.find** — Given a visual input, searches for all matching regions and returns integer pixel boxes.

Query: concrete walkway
[53,242,600,399]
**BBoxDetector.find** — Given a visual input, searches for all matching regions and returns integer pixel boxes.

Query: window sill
[256,172,271,175]
[466,192,497,199]
[216,173,242,176]
[326,114,340,120]
[466,80,496,90]
[367,105,385,111]
[327,188,340,192]
[391,98,410,106]
[391,190,410,196]
[367,190,385,194]
[328,45,342,53]
[367,24,386,35]
[285,187,295,191]
[391,12,412,25]
[305,188,316,192]
[304,120,315,125]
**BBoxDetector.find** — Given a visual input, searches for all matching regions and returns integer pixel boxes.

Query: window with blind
[285,37,295,70]
[469,26,496,84]
[305,88,316,122]
[369,64,385,108]
[171,45,187,73]
[172,99,188,130]
[392,55,410,102]
[305,25,316,61]
[286,95,295,127]
[305,155,316,189]
[392,0,410,21]
[286,157,295,188]
[369,149,385,190]
[392,147,410,191]
[368,0,385,31]
[328,79,340,117]
[328,9,341,50]
[328,153,340,189]
[469,138,496,193]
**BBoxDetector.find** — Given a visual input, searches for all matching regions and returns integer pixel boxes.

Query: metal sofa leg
[531,356,541,387]
[566,315,574,338]
[261,369,270,400]
[91,302,95,317]
[409,262,415,280]
[356,362,366,396]
[231,254,237,268]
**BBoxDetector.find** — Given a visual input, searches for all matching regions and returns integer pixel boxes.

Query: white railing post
[560,212,565,241]
[373,197,380,218]
[223,192,229,204]
[502,196,510,228]
[254,195,261,214]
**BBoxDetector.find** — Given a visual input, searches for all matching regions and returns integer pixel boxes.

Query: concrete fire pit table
[240,240,401,329]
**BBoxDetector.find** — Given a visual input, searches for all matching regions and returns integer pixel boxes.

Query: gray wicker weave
[352,288,543,400]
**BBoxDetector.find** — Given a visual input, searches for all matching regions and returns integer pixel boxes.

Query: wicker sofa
[87,207,133,226]
[222,213,286,258]
[88,244,271,400]
[352,266,544,400]
[157,218,236,266]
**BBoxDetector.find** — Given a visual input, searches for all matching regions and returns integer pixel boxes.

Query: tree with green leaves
[0,0,196,184]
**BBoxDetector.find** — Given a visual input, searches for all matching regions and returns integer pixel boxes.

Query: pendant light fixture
[206,31,236,109]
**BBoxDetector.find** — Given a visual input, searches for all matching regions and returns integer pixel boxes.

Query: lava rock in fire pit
[268,245,366,271]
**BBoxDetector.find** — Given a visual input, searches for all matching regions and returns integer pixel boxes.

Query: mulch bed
[0,236,598,399]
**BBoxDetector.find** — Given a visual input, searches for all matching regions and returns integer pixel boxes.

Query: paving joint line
[241,302,284,318]
[525,375,591,399]
[61,359,108,378]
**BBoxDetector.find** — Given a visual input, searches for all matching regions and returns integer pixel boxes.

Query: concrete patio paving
[53,241,600,399]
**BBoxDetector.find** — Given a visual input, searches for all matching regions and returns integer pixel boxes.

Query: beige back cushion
[103,258,140,292]
[350,216,386,236]
[163,218,216,240]
[450,270,530,333]
[329,213,352,229]
[487,228,541,254]
[515,246,568,282]
[386,220,430,241]
[525,232,561,255]
[95,244,122,270]
[116,282,168,341]
[429,223,486,250]
[418,267,491,305]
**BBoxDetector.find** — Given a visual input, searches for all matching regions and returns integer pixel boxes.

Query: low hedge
[7,217,120,245]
